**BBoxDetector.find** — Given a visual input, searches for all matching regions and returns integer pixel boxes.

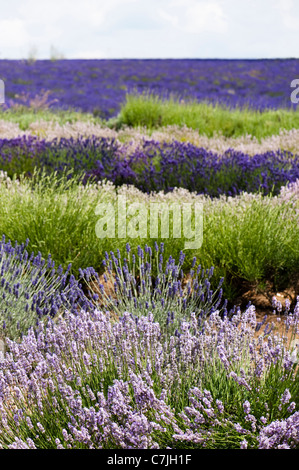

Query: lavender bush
[115,140,299,196]
[3,119,299,156]
[0,135,122,181]
[0,135,48,177]
[1,135,299,197]
[0,298,298,449]
[0,236,92,341]
[81,243,226,331]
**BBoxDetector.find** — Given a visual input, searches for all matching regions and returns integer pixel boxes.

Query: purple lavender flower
[258,412,299,449]
[0,236,93,340]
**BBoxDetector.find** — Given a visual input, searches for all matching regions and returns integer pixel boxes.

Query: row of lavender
[1,59,299,117]
[2,306,299,450]
[1,135,299,196]
[0,237,224,340]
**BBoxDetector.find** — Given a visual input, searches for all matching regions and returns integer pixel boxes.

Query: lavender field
[0,58,299,450]
[1,59,299,117]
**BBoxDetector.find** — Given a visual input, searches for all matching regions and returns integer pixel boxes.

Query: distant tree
[27,45,38,64]
[50,45,65,61]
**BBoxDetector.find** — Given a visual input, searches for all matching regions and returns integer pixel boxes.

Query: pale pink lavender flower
[240,439,248,449]
[281,389,292,405]
[0,299,298,449]
[258,412,299,449]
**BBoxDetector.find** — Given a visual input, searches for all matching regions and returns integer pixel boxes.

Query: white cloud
[275,0,293,12]
[275,0,299,30]
[17,0,138,28]
[0,0,298,59]
[283,15,299,30]
[0,19,30,46]
[159,1,228,34]
[67,48,108,59]
[184,2,228,33]
[0,0,139,58]
[158,9,179,28]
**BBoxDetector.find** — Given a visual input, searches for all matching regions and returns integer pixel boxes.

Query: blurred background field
[1,58,299,117]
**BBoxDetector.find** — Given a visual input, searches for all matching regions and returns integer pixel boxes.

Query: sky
[0,0,299,60]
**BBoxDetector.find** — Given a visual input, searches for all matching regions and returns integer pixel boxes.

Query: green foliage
[0,107,103,130]
[0,172,298,300]
[118,92,299,140]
